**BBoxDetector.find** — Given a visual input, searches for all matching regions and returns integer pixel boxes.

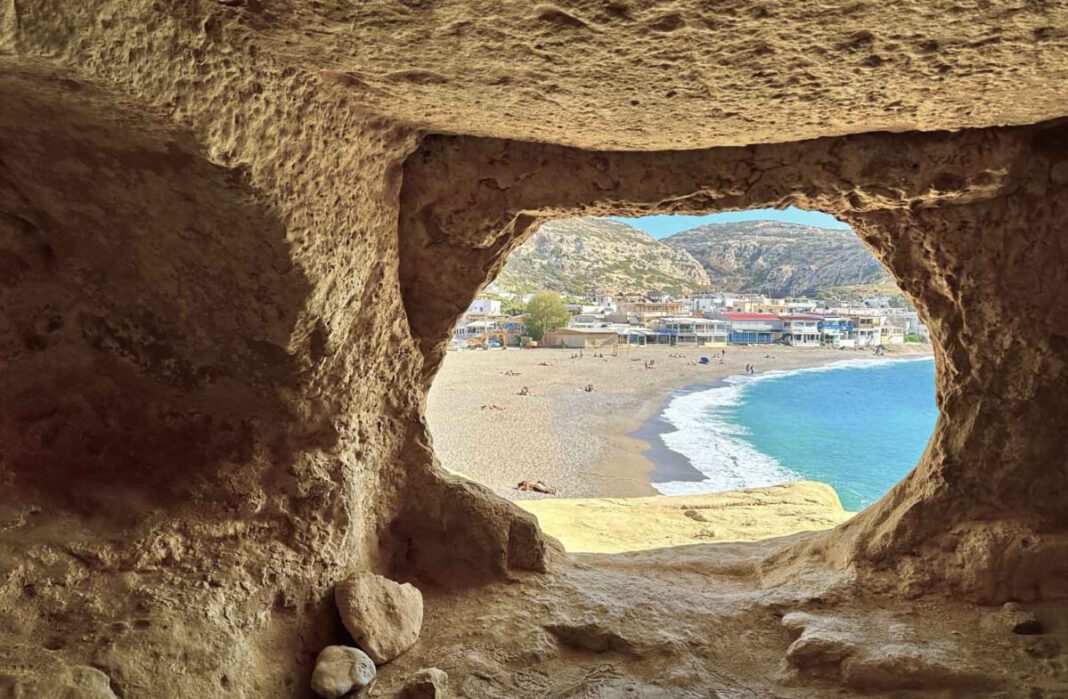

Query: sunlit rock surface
[1,1,1066,696]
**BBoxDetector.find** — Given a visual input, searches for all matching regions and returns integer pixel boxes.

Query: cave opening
[423,205,939,554]
[397,125,1066,608]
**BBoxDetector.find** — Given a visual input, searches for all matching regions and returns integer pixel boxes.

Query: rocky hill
[494,218,710,296]
[663,221,891,297]
[495,218,891,299]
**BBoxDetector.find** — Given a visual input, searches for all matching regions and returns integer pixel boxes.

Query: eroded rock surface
[252,1,1068,149]
[0,0,1065,696]
[782,612,989,692]
[362,548,1068,697]
[336,573,424,664]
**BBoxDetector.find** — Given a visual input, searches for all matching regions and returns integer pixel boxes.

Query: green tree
[501,296,526,316]
[524,291,571,341]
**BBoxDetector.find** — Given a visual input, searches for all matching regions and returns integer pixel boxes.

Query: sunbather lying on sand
[514,480,557,495]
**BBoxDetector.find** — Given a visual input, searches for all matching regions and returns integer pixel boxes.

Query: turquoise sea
[651,357,938,511]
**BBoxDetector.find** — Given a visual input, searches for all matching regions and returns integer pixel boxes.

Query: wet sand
[426,343,932,500]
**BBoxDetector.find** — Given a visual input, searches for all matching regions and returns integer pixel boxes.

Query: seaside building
[451,318,502,345]
[780,315,822,346]
[784,299,820,313]
[721,312,784,344]
[881,323,906,345]
[466,296,502,317]
[818,315,856,348]
[728,296,790,314]
[611,300,687,325]
[846,314,885,347]
[651,316,729,346]
[885,309,930,342]
[540,327,618,349]
[501,316,528,346]
[568,312,610,329]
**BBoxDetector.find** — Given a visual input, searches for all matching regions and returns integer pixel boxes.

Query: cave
[1,2,1067,697]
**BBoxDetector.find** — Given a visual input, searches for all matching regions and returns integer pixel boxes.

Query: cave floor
[375,537,1068,697]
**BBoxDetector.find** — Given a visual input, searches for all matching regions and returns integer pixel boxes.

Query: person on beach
[514,480,557,495]
[518,386,530,396]
[583,383,595,392]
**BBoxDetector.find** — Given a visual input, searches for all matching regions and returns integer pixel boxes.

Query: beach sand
[426,342,933,501]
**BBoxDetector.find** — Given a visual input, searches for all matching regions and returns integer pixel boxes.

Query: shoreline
[426,343,933,501]
[633,352,939,494]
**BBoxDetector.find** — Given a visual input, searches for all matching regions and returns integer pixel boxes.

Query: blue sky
[607,206,850,239]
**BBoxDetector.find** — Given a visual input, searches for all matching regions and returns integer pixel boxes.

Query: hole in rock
[426,207,938,553]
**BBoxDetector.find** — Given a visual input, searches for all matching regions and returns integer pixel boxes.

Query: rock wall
[1,0,1066,695]
[1,4,425,693]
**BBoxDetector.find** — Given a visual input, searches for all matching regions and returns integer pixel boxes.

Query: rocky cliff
[663,220,892,297]
[494,218,709,296]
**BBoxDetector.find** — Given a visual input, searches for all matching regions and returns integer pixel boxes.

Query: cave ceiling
[248,0,1068,150]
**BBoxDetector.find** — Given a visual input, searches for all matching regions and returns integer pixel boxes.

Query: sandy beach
[426,342,933,501]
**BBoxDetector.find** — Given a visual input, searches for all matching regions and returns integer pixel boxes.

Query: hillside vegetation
[494,218,893,298]
[494,218,710,296]
[663,220,891,297]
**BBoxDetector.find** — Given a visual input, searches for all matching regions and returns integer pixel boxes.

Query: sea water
[652,357,937,511]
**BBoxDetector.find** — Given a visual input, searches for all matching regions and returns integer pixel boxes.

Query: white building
[653,317,729,346]
[466,297,501,316]
[846,314,886,347]
[569,313,609,329]
[780,315,822,346]
[682,296,724,315]
[818,315,856,349]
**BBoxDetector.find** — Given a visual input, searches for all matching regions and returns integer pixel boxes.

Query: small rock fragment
[311,645,376,699]
[1002,602,1044,635]
[401,668,449,698]
[335,572,424,664]
[781,612,855,671]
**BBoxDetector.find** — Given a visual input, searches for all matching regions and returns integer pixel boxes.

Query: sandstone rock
[400,668,449,698]
[841,644,987,692]
[1003,602,1045,635]
[2,2,1068,694]
[310,645,376,699]
[781,612,856,672]
[336,573,424,664]
[0,646,118,698]
[782,612,989,692]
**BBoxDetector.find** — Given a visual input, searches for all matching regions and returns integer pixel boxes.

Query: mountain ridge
[493,218,893,298]
[662,220,891,297]
[493,218,710,296]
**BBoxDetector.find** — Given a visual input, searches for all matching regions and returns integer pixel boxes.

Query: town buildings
[450,291,926,350]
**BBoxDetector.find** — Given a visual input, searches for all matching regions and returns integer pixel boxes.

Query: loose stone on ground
[311,645,376,699]
[336,572,424,664]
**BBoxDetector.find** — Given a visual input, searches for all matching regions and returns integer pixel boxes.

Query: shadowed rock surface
[0,1,1066,697]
